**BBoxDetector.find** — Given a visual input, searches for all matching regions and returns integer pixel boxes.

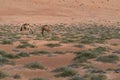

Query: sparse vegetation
[70,75,85,80]
[0,50,20,59]
[53,67,77,77]
[74,51,95,63]
[0,23,120,80]
[0,71,8,79]
[0,56,10,65]
[45,43,61,48]
[16,42,36,48]
[90,74,107,80]
[18,52,30,57]
[30,50,50,55]
[0,50,8,55]
[2,53,20,59]
[29,77,49,80]
[74,44,84,48]
[1,39,13,44]
[73,47,107,63]
[97,55,119,63]
[24,62,45,70]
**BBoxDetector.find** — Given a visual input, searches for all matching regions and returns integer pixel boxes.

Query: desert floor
[0,24,120,80]
[0,0,120,80]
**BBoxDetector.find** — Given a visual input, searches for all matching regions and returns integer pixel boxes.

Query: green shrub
[24,62,45,70]
[61,39,76,43]
[97,55,119,63]
[2,54,20,59]
[29,77,49,80]
[90,74,107,80]
[74,44,84,48]
[53,67,77,77]
[80,35,95,44]
[74,47,106,63]
[18,52,30,57]
[0,56,10,65]
[93,47,107,53]
[0,71,8,79]
[70,75,85,80]
[1,39,13,44]
[0,50,20,59]
[54,51,65,54]
[0,56,15,65]
[0,50,7,55]
[45,43,61,48]
[16,43,36,48]
[74,51,97,63]
[30,51,50,55]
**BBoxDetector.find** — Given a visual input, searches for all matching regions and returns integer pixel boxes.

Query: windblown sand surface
[0,0,120,24]
[0,0,120,80]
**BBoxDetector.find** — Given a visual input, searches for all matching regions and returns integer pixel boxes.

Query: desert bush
[54,51,65,54]
[1,39,13,44]
[70,75,85,80]
[0,50,20,59]
[93,47,107,54]
[45,43,61,48]
[0,56,10,65]
[74,44,84,48]
[0,56,15,65]
[29,77,49,80]
[24,62,45,70]
[16,43,36,48]
[30,50,50,55]
[74,51,97,63]
[0,50,7,55]
[18,52,30,57]
[73,47,106,63]
[2,54,20,59]
[0,71,8,79]
[53,67,77,77]
[61,39,76,43]
[90,74,107,80]
[80,35,95,44]
[96,55,119,63]
[16,41,36,48]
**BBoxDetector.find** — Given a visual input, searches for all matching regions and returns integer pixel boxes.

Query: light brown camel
[19,24,61,39]
[20,23,34,34]
[41,25,62,39]
[41,25,56,37]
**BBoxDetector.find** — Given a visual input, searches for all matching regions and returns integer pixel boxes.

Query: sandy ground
[0,38,120,80]
[0,0,120,80]
[0,0,120,24]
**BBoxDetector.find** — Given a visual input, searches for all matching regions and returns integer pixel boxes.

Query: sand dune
[0,0,120,24]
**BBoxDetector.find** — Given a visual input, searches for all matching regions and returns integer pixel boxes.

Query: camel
[19,24,61,39]
[20,23,34,34]
[41,25,62,39]
[41,25,56,37]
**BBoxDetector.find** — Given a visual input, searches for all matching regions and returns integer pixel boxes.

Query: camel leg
[29,27,34,34]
